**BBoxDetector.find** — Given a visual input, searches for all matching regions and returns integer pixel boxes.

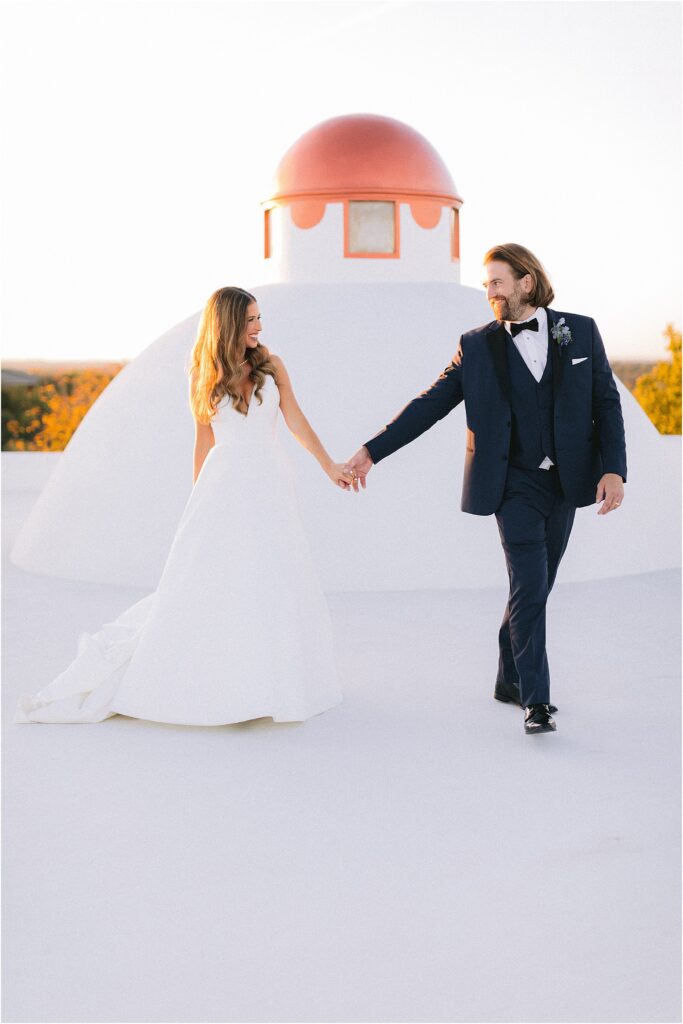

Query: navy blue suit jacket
[364,308,627,515]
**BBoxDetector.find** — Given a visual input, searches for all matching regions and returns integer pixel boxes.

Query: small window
[347,201,396,255]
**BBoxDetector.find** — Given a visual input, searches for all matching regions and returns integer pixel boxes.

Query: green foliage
[633,325,682,434]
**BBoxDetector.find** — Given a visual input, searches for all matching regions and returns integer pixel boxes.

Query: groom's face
[484,260,533,321]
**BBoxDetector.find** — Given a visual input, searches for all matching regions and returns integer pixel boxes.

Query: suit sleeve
[364,344,465,465]
[591,319,627,482]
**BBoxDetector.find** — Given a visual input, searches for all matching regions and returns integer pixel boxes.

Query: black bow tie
[510,318,539,337]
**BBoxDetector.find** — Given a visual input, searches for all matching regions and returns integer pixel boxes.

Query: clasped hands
[326,448,372,490]
[338,447,372,492]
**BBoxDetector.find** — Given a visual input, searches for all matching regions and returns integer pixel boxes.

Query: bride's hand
[327,462,355,490]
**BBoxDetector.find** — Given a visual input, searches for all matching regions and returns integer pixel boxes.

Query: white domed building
[9,114,680,591]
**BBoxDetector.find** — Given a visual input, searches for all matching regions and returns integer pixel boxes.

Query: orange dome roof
[270,114,462,204]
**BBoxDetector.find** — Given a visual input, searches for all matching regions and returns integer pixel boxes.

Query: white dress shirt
[504,307,554,469]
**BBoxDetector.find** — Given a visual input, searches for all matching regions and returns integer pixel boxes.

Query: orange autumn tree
[4,402,45,450]
[633,324,682,435]
[30,369,121,451]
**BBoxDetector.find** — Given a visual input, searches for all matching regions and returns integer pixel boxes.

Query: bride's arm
[189,371,215,485]
[271,355,352,489]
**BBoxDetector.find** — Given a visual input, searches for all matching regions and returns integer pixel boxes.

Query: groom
[345,243,627,735]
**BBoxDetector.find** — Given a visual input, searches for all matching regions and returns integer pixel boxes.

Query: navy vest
[506,334,556,470]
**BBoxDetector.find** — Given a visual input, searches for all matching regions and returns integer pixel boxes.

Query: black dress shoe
[495,682,558,715]
[524,704,557,735]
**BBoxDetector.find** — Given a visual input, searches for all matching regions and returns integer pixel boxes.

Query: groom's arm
[590,319,627,482]
[364,346,465,466]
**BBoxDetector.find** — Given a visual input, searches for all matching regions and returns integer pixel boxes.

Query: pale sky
[1,0,680,361]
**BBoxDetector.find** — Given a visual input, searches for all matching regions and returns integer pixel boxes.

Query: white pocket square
[572,357,588,365]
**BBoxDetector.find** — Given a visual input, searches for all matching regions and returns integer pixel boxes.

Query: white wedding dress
[15,373,343,725]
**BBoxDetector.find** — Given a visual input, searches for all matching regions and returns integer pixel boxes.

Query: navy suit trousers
[495,465,576,707]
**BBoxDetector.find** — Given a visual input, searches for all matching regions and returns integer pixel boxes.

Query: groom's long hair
[484,244,555,307]
[188,286,277,423]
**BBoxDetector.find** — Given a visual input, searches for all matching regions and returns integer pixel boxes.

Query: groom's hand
[344,446,373,492]
[596,473,624,515]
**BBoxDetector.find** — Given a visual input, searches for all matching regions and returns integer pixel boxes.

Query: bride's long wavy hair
[188,286,277,423]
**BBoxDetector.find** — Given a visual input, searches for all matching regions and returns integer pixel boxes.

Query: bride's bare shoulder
[269,353,290,375]
[268,353,288,385]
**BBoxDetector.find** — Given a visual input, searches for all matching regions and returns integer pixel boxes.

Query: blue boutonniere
[551,317,572,348]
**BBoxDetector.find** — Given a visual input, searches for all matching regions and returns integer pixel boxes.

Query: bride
[15,286,351,726]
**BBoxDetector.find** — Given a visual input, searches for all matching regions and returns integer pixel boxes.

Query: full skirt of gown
[14,374,343,725]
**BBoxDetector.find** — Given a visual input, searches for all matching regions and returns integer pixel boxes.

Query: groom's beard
[491,290,527,322]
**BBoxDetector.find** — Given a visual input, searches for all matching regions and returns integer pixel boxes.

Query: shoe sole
[495,694,558,715]
[524,724,557,735]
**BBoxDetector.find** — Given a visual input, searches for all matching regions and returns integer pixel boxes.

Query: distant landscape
[0,355,678,451]
[2,361,128,451]
[2,360,128,378]
[610,361,657,390]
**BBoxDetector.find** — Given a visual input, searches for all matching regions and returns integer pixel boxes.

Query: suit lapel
[486,321,511,400]
[546,307,565,399]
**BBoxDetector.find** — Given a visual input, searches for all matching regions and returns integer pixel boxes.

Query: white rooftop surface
[2,460,681,1023]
